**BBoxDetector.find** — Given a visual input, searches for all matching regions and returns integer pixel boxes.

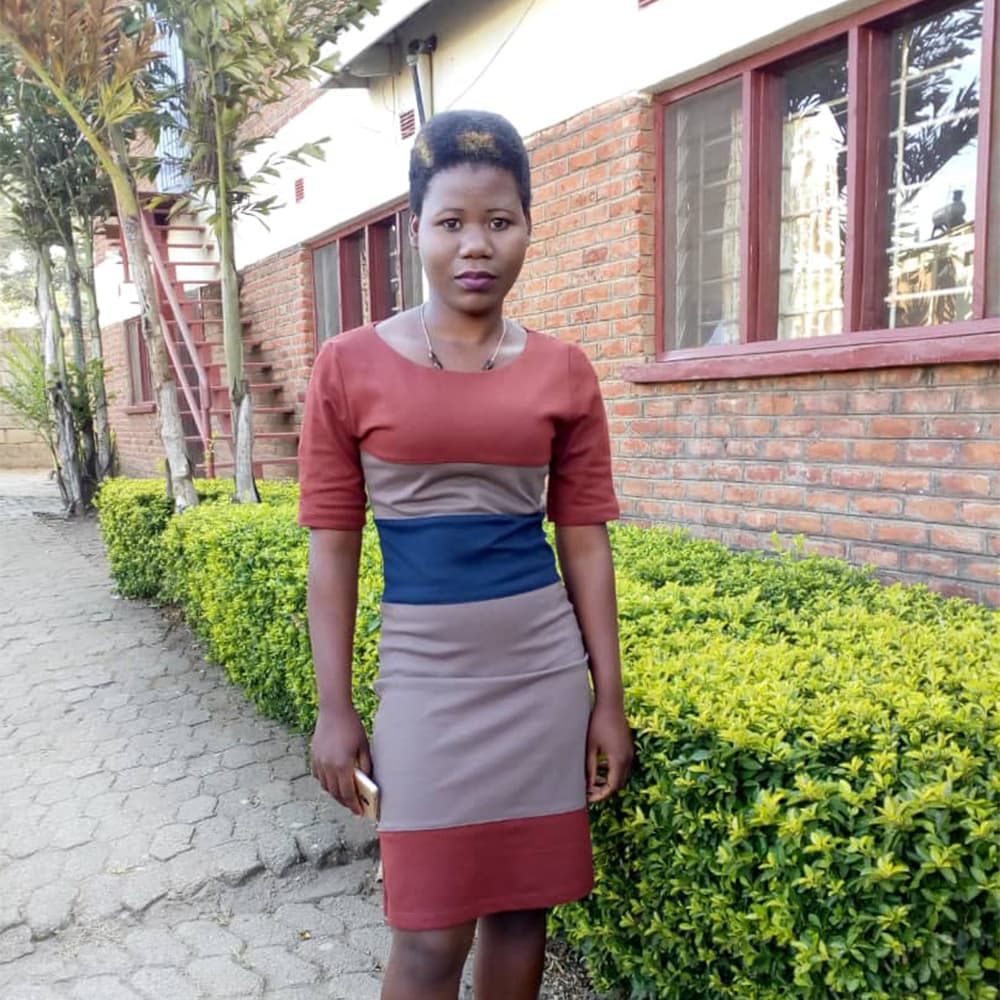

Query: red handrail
[139,213,213,460]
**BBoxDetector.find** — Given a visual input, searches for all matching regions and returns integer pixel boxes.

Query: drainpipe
[406,35,437,125]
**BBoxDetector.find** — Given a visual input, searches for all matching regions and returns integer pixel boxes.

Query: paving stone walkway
[0,471,390,999]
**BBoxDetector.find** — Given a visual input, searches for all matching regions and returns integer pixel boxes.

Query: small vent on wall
[399,109,417,140]
[294,177,305,203]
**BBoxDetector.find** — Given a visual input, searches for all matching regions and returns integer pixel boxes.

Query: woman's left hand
[586,700,634,803]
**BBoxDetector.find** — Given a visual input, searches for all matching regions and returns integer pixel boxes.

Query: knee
[481,908,547,941]
[390,927,471,989]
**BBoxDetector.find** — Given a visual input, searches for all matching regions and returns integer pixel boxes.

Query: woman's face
[410,163,530,318]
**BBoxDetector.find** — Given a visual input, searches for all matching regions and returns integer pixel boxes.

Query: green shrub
[95,478,298,599]
[99,480,1000,998]
[160,497,383,732]
[96,478,231,598]
[555,576,1000,999]
[611,524,887,623]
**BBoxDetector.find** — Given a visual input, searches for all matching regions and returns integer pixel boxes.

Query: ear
[408,212,420,247]
[524,208,533,238]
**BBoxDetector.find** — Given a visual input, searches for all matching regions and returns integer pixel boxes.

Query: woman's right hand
[310,705,372,816]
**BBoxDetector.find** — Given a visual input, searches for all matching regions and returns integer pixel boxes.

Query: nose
[459,225,493,258]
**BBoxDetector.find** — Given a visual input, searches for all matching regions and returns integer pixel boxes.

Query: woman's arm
[307,527,370,815]
[556,523,634,802]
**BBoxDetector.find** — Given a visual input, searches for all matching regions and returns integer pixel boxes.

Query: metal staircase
[107,206,299,479]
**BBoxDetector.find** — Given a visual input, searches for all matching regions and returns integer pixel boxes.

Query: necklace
[419,304,508,371]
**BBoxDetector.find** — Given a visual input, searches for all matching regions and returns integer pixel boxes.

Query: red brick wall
[610,366,1000,604]
[239,245,316,469]
[508,95,1000,605]
[102,321,163,477]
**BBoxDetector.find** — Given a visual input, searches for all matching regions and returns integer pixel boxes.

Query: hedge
[561,576,1000,999]
[158,497,383,732]
[95,477,300,598]
[96,478,1000,999]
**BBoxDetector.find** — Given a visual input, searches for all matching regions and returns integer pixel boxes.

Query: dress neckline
[369,322,535,375]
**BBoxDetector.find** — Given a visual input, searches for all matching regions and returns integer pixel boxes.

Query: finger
[586,742,600,795]
[336,766,363,816]
[316,761,339,800]
[605,754,629,794]
[311,737,338,791]
[358,745,373,777]
[314,756,343,803]
[588,781,613,804]
[309,749,329,791]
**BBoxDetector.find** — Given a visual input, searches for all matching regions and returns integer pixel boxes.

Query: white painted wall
[95,218,216,325]
[95,252,141,325]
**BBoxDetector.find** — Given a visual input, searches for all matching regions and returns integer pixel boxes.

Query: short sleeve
[298,341,367,530]
[546,346,620,525]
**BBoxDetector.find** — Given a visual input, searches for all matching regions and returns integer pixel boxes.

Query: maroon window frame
[630,0,1000,382]
[124,316,154,407]
[311,202,422,350]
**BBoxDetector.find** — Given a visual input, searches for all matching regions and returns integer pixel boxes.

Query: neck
[421,301,504,347]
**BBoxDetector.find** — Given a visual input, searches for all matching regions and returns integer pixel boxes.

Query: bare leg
[381,922,476,1000]
[473,909,547,1000]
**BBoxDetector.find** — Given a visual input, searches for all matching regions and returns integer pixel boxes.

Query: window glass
[401,209,424,312]
[370,218,401,323]
[341,232,365,331]
[312,210,424,343]
[883,0,983,328]
[313,240,341,344]
[665,79,743,349]
[778,45,849,339]
[385,218,402,317]
[990,18,1000,317]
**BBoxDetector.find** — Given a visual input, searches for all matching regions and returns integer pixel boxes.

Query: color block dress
[298,324,619,930]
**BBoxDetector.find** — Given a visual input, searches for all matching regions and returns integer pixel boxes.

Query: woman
[299,109,633,1000]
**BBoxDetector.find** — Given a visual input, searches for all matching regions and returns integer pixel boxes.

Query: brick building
[98,0,1000,603]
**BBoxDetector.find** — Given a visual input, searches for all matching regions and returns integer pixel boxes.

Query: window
[125,316,153,406]
[882,5,982,329]
[646,0,1000,380]
[313,206,423,344]
[665,79,743,349]
[778,44,849,340]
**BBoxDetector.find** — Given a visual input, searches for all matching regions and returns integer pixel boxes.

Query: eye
[489,217,511,231]
[440,218,461,231]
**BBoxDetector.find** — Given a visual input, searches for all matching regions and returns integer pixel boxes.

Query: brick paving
[0,470,391,999]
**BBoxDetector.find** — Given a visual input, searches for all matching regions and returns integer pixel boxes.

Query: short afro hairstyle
[409,110,531,217]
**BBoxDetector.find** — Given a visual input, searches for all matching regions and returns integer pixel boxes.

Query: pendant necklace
[420,304,508,371]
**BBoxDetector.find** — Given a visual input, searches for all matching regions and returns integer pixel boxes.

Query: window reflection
[778,45,849,339]
[666,80,743,350]
[884,0,982,328]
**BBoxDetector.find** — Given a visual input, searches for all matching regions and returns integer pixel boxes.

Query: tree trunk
[215,109,258,503]
[37,246,85,516]
[78,223,114,480]
[65,243,87,373]
[64,241,98,499]
[222,253,258,503]
[109,125,198,511]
